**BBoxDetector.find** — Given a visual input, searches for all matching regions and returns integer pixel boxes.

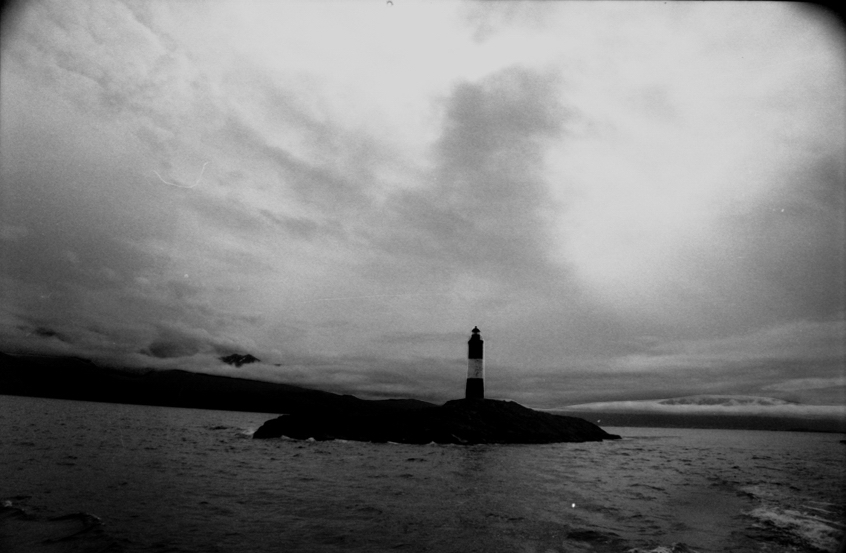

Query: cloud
[375,330,466,346]
[0,307,147,361]
[559,396,846,419]
[369,66,566,292]
[141,321,255,360]
[258,210,344,243]
[0,225,28,242]
[0,2,843,408]
[763,377,846,393]
[537,5,846,334]
[603,318,845,375]
[147,339,199,359]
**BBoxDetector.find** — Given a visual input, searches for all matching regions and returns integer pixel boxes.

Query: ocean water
[1,395,844,553]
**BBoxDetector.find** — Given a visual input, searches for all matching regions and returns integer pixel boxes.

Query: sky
[1,1,844,408]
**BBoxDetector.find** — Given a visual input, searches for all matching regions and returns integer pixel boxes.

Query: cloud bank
[559,395,846,421]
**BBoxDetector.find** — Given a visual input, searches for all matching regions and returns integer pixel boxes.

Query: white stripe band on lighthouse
[466,326,484,400]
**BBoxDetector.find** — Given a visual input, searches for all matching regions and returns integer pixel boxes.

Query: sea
[1,395,844,553]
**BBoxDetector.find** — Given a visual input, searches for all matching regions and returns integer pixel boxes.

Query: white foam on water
[746,505,842,552]
[626,543,700,553]
[740,482,845,550]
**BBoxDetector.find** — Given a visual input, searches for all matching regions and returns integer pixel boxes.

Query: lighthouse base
[465,378,484,400]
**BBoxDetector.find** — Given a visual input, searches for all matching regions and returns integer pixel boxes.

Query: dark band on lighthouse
[466,326,484,400]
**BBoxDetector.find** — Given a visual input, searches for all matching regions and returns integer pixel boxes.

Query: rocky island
[255,328,621,445]
[252,398,621,444]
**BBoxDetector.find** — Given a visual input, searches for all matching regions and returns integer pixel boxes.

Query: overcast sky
[1,1,844,408]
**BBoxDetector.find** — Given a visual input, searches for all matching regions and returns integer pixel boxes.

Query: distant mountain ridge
[219,353,260,367]
[0,352,434,416]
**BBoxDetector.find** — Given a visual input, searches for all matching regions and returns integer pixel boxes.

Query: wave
[740,484,845,552]
[206,424,230,431]
[204,423,260,438]
[745,506,842,552]
[625,544,700,553]
[1,500,120,552]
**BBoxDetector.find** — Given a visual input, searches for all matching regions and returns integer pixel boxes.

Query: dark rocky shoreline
[253,398,622,444]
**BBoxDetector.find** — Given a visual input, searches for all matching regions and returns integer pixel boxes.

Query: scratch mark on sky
[153,162,208,189]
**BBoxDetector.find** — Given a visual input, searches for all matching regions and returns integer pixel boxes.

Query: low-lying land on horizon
[2,352,844,433]
[550,396,846,433]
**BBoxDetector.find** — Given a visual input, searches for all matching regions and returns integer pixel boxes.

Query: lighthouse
[466,326,484,400]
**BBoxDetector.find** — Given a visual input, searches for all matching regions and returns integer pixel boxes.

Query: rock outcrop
[253,398,621,444]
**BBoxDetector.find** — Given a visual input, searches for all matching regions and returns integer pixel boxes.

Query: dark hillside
[0,352,436,416]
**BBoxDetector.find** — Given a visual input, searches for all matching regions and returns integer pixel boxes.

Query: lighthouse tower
[466,326,484,400]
